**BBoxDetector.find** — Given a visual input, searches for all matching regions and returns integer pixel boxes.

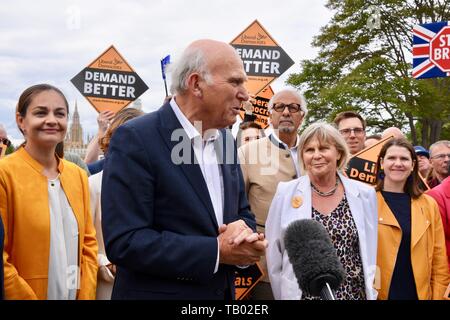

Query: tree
[6,143,15,155]
[288,0,450,146]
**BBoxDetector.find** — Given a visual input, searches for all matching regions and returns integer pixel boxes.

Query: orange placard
[231,20,294,96]
[234,262,264,300]
[239,86,274,129]
[346,136,394,185]
[71,45,148,113]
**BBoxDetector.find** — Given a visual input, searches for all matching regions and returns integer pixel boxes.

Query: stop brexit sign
[430,26,450,72]
[412,21,450,79]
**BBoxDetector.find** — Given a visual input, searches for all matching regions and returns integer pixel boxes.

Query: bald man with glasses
[238,88,307,300]
[333,111,367,155]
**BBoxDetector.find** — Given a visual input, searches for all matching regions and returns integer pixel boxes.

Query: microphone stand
[320,283,336,300]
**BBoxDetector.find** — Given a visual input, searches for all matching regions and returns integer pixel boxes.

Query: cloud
[0,0,332,140]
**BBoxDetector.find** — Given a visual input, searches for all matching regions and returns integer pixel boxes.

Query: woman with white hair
[266,122,378,300]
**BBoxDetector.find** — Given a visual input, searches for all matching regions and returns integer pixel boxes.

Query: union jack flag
[412,21,450,79]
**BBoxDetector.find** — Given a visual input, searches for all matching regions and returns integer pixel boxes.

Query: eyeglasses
[0,138,11,147]
[272,103,303,113]
[244,136,262,143]
[431,153,450,160]
[339,127,365,136]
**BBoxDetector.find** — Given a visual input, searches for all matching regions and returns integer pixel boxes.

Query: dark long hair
[16,84,69,152]
[375,138,424,198]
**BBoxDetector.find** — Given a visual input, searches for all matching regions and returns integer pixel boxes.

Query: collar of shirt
[271,132,299,151]
[170,97,220,144]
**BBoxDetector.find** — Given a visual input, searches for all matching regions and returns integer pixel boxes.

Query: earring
[377,171,385,180]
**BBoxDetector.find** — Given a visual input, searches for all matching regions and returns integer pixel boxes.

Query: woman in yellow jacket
[0,84,98,300]
[375,138,449,300]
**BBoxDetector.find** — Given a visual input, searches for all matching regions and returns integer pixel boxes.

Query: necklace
[311,177,340,197]
[48,173,60,187]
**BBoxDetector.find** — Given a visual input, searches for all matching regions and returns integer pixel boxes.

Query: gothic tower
[68,101,83,148]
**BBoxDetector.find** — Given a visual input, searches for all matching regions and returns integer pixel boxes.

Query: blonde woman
[266,122,378,300]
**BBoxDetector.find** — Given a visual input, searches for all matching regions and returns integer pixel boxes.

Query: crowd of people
[0,38,449,300]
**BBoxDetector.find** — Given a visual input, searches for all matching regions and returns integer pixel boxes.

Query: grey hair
[267,88,308,116]
[429,140,450,156]
[298,122,350,174]
[169,47,212,95]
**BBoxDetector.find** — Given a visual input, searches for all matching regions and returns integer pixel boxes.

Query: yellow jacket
[376,192,449,300]
[0,147,98,300]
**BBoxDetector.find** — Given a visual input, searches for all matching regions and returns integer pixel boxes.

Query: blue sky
[0,0,332,144]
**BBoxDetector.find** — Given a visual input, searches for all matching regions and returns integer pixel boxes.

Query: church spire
[68,100,83,147]
[73,100,80,122]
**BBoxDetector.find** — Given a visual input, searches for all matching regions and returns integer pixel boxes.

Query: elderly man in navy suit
[101,39,267,300]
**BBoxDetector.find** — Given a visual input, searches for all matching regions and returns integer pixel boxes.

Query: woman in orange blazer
[375,138,449,300]
[0,84,98,300]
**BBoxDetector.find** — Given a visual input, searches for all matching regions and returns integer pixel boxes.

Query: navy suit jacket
[101,102,256,300]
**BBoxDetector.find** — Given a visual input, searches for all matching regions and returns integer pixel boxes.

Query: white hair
[429,140,450,156]
[169,47,212,95]
[298,122,350,173]
[267,88,308,116]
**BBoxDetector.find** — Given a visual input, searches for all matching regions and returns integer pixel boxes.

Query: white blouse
[47,175,79,300]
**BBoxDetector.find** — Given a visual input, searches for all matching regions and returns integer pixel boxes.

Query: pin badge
[291,196,302,208]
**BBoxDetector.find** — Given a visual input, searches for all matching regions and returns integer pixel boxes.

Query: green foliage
[6,144,15,155]
[287,0,450,146]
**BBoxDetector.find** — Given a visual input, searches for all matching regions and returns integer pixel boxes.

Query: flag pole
[163,77,169,98]
[161,58,169,97]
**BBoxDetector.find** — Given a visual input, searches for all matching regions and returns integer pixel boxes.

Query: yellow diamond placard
[71,45,148,114]
[239,85,274,129]
[231,20,294,95]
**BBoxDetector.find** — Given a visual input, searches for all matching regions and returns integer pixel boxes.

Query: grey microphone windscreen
[284,219,345,297]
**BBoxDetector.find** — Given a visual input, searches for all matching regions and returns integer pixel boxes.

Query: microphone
[284,219,346,300]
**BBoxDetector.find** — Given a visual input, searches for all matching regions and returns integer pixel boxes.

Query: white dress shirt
[170,97,224,272]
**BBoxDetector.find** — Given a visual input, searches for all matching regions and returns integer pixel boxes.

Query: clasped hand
[218,220,268,266]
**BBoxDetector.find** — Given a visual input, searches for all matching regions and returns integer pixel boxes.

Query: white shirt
[271,132,301,177]
[170,97,224,272]
[47,176,79,300]
[89,171,114,300]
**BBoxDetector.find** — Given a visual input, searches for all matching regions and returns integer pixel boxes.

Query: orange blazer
[376,192,449,300]
[0,147,98,299]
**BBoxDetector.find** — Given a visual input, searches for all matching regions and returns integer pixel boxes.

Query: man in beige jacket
[238,88,307,299]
